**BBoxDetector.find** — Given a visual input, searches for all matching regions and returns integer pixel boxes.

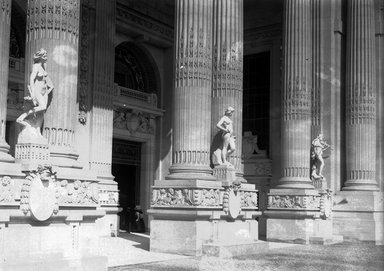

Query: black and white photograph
[0,0,383,270]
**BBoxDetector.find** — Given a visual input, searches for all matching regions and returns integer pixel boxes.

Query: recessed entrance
[112,139,143,232]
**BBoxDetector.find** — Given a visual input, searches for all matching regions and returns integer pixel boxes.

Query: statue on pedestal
[212,106,236,166]
[16,48,54,143]
[311,134,331,181]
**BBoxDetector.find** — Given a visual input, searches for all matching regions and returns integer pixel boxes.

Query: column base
[333,191,384,245]
[265,188,338,244]
[342,180,379,191]
[149,179,260,255]
[166,164,216,181]
[277,176,315,189]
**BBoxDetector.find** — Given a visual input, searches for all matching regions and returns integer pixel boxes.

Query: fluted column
[212,0,244,176]
[278,0,313,189]
[89,0,115,179]
[26,0,80,167]
[167,0,214,180]
[343,0,378,190]
[0,0,13,163]
[311,0,321,137]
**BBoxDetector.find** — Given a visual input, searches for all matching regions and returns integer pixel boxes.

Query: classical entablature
[116,2,174,48]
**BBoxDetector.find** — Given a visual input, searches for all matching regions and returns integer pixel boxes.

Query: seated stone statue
[212,106,236,167]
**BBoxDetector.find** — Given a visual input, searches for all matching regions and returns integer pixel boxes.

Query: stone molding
[116,3,173,42]
[267,190,332,219]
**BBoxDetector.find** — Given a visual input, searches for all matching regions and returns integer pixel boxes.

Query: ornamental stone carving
[0,176,13,203]
[113,108,155,134]
[241,191,258,208]
[151,188,220,207]
[319,190,332,219]
[222,180,242,219]
[99,190,118,205]
[268,195,305,209]
[267,193,332,220]
[56,180,98,205]
[20,165,59,221]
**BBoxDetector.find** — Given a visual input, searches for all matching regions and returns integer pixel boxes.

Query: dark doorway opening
[112,139,144,232]
[243,51,270,152]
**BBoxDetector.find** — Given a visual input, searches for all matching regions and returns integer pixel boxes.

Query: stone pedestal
[333,191,384,245]
[265,189,338,244]
[149,179,260,256]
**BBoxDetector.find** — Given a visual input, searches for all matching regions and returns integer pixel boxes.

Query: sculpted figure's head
[225,106,235,116]
[33,48,48,63]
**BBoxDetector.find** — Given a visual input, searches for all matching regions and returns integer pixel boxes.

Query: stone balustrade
[114,85,158,107]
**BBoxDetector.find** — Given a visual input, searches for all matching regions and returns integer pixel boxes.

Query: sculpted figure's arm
[216,117,228,133]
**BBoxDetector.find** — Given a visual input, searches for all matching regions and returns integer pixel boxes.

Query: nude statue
[16,48,54,128]
[216,106,236,166]
[311,134,331,179]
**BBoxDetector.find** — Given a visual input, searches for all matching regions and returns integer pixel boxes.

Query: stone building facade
[0,0,383,268]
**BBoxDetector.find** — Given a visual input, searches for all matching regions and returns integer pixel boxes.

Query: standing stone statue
[212,106,236,166]
[16,48,54,142]
[311,134,331,180]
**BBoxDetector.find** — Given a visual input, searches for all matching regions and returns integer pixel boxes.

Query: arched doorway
[112,42,162,232]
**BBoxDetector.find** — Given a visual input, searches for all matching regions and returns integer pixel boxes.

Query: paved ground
[107,235,384,271]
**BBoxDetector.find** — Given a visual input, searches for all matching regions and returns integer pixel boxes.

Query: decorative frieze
[116,3,173,41]
[113,108,155,135]
[98,190,118,206]
[241,191,258,208]
[151,188,221,207]
[56,179,98,205]
[267,191,332,219]
[268,195,318,209]
[0,176,13,203]
[26,0,79,42]
[175,29,212,84]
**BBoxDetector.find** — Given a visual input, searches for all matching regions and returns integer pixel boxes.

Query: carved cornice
[116,3,173,44]
[244,24,282,46]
